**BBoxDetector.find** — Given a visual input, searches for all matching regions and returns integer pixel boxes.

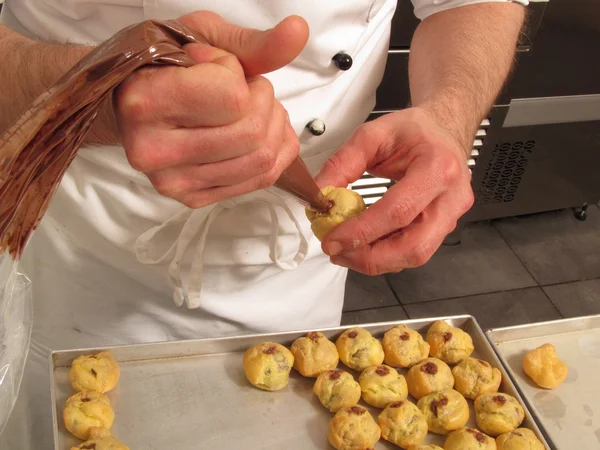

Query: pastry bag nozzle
[274,157,332,213]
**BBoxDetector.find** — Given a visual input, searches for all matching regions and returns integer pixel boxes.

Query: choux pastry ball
[306,186,366,241]
[69,351,120,394]
[358,364,408,408]
[474,393,525,436]
[328,405,381,450]
[407,446,443,450]
[63,391,115,440]
[314,369,361,413]
[417,388,469,435]
[290,331,339,378]
[243,342,294,391]
[425,320,474,364]
[496,428,545,450]
[378,400,428,448]
[335,327,384,372]
[522,343,567,389]
[444,428,497,450]
[70,428,129,450]
[452,357,502,400]
[406,357,454,400]
[382,324,430,368]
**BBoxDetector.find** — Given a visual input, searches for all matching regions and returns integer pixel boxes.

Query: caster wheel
[574,210,588,221]
[443,236,462,246]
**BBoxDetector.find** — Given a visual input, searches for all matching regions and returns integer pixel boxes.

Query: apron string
[134,194,310,310]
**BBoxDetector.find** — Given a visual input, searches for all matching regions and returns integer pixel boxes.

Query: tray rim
[486,313,600,342]
[50,314,549,449]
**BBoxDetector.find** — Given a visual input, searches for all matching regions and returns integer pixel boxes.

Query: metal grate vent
[474,140,535,205]
[351,119,490,204]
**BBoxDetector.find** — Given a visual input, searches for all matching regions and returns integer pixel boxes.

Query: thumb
[315,142,371,189]
[180,11,309,76]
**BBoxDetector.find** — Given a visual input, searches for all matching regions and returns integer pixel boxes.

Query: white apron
[0,0,397,448]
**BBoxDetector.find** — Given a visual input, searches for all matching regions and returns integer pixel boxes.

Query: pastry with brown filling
[382,324,430,368]
[69,352,120,394]
[358,365,408,408]
[305,186,366,241]
[70,428,129,450]
[314,369,361,413]
[406,446,443,450]
[335,327,384,372]
[475,393,525,436]
[444,428,497,450]
[425,321,474,364]
[452,357,502,400]
[243,342,294,391]
[496,428,545,450]
[378,400,428,448]
[63,391,114,440]
[290,331,339,378]
[328,405,381,450]
[406,357,454,400]
[417,388,469,435]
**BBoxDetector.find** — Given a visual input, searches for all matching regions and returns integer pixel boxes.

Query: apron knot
[134,192,309,309]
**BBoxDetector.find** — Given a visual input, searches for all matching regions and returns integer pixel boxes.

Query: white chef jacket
[0,0,518,448]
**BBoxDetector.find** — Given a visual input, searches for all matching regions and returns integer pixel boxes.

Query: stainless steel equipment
[487,315,600,450]
[51,315,548,449]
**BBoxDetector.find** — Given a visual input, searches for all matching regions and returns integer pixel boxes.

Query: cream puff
[417,389,469,435]
[406,446,444,450]
[69,352,120,394]
[336,327,385,372]
[406,358,454,400]
[63,391,114,440]
[452,357,502,400]
[328,405,381,450]
[70,428,129,450]
[359,365,408,408]
[382,325,430,368]
[378,400,428,448]
[474,393,525,436]
[243,342,294,391]
[306,187,366,241]
[444,428,497,450]
[314,369,361,413]
[496,428,545,450]
[522,343,567,389]
[425,321,474,364]
[290,331,339,378]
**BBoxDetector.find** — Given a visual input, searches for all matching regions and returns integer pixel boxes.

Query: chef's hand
[115,12,309,207]
[315,108,474,275]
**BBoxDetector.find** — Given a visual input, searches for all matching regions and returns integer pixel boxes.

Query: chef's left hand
[315,107,474,275]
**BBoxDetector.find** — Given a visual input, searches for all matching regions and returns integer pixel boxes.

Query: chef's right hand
[115,12,309,208]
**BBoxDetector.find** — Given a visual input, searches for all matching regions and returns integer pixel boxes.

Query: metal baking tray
[51,315,548,449]
[487,314,600,450]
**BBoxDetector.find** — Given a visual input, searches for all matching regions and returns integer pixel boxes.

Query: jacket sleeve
[410,0,529,21]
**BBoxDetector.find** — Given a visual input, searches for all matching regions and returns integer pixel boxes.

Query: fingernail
[327,241,343,256]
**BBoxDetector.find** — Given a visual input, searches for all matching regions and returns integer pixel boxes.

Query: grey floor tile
[543,279,600,318]
[494,207,600,285]
[387,222,536,304]
[344,270,399,312]
[404,288,562,331]
[341,306,408,325]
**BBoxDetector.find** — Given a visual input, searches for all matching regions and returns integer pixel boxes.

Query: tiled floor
[342,206,600,330]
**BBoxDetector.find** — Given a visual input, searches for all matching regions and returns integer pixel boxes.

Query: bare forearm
[409,3,525,155]
[0,25,118,144]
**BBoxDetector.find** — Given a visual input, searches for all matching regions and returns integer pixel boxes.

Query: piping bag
[0,19,330,260]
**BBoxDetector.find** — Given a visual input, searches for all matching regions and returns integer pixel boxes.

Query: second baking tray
[51,315,548,449]
[487,314,600,450]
